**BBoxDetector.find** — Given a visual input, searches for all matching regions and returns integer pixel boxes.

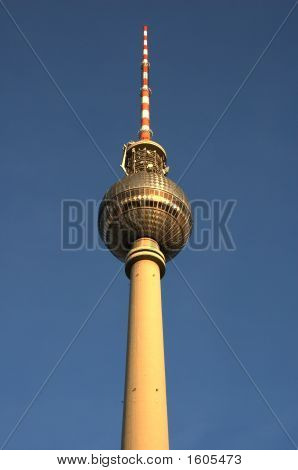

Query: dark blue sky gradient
[0,0,297,449]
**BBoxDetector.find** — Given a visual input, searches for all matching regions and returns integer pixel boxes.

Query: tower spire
[139,25,152,140]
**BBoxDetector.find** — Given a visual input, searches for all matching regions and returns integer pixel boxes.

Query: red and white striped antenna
[139,26,152,140]
[121,26,168,175]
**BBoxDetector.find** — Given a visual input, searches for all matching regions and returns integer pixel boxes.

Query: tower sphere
[98,140,192,262]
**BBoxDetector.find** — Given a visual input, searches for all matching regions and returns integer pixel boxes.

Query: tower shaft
[121,238,169,450]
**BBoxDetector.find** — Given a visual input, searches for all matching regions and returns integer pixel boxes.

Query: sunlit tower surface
[98,26,192,450]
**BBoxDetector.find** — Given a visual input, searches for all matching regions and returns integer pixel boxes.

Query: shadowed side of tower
[98,26,192,450]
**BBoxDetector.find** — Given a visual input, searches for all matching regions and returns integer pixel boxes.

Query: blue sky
[0,0,297,450]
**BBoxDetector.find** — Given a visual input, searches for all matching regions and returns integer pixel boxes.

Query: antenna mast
[139,25,152,140]
[120,26,169,176]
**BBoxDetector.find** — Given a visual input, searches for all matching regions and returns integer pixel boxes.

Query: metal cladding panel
[98,172,192,262]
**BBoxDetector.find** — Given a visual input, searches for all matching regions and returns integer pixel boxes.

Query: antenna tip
[143,25,148,31]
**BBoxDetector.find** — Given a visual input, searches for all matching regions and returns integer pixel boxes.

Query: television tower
[98,26,192,450]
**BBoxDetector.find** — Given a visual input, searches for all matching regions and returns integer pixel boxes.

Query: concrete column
[121,238,169,450]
